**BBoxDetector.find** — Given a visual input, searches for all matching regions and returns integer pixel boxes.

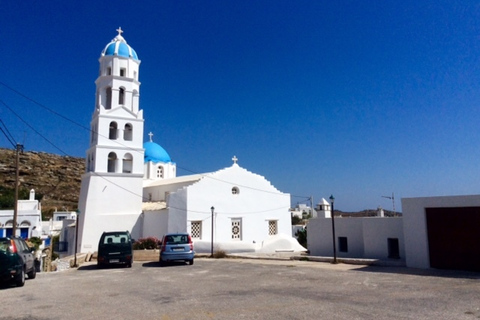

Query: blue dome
[101,29,139,61]
[144,141,171,163]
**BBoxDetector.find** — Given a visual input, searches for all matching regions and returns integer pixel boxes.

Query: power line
[0,99,69,155]
[0,82,312,203]
[0,119,16,148]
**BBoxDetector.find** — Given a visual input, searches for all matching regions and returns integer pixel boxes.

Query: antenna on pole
[381,192,395,216]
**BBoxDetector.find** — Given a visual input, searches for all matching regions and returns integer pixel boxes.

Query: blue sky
[1,1,480,212]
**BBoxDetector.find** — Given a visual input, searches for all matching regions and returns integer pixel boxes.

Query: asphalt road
[1,258,479,320]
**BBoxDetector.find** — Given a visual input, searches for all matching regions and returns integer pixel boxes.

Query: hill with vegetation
[0,148,84,219]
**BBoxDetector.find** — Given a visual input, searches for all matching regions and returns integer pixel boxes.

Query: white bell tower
[77,28,145,253]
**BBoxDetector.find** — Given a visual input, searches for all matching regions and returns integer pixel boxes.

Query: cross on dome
[114,26,125,42]
[148,132,154,142]
[232,155,238,164]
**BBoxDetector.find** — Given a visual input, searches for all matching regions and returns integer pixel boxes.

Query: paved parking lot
[1,258,479,320]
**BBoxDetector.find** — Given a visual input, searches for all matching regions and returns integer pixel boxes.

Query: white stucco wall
[78,173,144,253]
[168,164,291,251]
[308,216,404,261]
[401,194,480,269]
[363,217,404,260]
[143,210,169,239]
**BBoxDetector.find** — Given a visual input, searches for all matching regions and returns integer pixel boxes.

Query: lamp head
[329,195,335,203]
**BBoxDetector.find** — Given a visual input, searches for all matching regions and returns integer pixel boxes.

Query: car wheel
[15,267,25,287]
[188,259,194,265]
[27,265,36,279]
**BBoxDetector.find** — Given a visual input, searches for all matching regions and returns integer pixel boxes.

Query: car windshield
[165,235,189,245]
[102,234,129,245]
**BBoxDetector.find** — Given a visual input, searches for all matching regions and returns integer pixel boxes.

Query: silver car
[159,233,194,266]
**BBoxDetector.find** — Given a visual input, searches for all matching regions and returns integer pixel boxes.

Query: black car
[97,231,133,268]
[0,237,36,287]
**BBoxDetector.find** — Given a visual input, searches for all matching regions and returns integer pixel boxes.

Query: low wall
[134,249,160,261]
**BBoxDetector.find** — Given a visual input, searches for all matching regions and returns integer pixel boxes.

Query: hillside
[0,148,84,218]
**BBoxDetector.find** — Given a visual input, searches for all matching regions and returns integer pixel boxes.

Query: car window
[0,240,9,253]
[14,239,28,252]
[102,234,129,245]
[165,235,188,245]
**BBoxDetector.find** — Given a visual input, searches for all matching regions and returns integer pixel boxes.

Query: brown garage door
[426,207,480,272]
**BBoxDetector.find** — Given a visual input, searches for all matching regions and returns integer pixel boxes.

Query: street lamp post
[74,210,80,267]
[329,195,338,264]
[210,206,215,258]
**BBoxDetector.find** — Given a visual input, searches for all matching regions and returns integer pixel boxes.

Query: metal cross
[232,155,238,164]
[148,132,154,142]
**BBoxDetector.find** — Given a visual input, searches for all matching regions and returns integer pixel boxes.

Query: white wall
[363,218,404,260]
[170,164,291,250]
[77,173,144,253]
[308,216,404,261]
[401,194,480,269]
[143,210,169,239]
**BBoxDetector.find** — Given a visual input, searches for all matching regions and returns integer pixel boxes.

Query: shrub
[212,249,227,259]
[27,237,42,251]
[133,237,161,250]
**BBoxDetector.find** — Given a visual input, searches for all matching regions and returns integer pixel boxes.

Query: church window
[268,220,278,236]
[106,87,112,109]
[109,122,118,140]
[120,68,126,77]
[157,166,164,178]
[107,67,112,76]
[122,153,133,173]
[191,221,202,239]
[338,237,348,253]
[231,219,242,240]
[107,152,117,173]
[119,87,125,105]
[124,123,133,141]
[232,187,240,195]
[133,71,137,80]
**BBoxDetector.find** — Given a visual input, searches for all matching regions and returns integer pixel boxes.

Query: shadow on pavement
[353,264,480,279]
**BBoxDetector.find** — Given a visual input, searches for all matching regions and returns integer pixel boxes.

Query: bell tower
[77,28,145,253]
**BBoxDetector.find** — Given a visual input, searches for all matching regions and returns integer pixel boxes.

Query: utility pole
[12,143,23,237]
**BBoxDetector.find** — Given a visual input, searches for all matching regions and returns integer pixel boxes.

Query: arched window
[123,153,133,173]
[124,123,133,141]
[119,87,125,105]
[108,152,117,173]
[106,87,112,109]
[109,122,118,140]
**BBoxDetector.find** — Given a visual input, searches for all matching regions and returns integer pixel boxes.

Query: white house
[307,194,480,272]
[0,189,43,239]
[77,29,302,254]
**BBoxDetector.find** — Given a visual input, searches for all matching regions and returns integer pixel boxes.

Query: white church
[77,29,304,254]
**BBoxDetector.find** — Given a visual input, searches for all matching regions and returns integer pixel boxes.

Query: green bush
[133,237,161,250]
